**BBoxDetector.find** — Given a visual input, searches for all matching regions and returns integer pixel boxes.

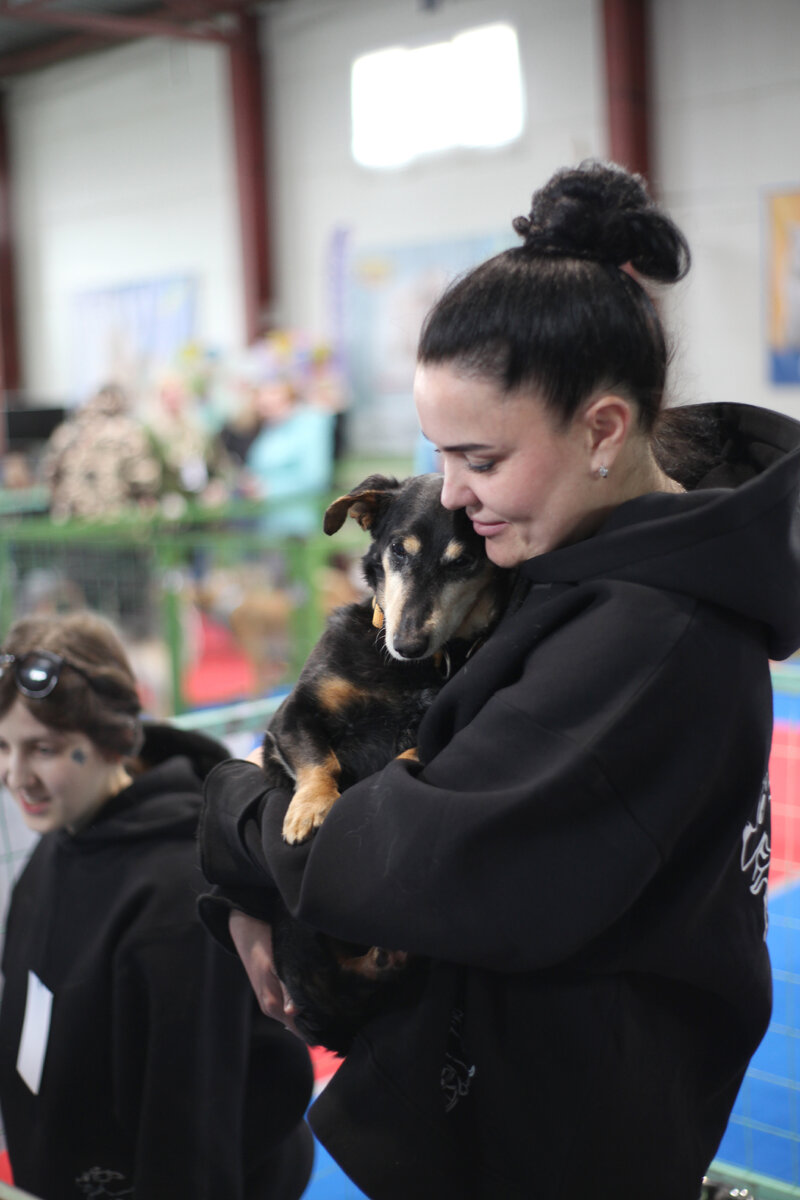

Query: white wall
[261,0,604,449]
[262,0,605,336]
[264,0,800,426]
[651,0,800,419]
[8,37,243,403]
[8,0,800,425]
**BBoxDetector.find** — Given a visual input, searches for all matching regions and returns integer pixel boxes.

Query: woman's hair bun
[512,159,690,283]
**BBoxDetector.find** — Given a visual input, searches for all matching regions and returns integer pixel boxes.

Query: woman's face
[414,363,601,567]
[0,698,122,834]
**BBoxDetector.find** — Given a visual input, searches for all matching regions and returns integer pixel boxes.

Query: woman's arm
[228,910,303,1036]
[197,757,285,951]
[200,587,770,976]
[255,595,770,973]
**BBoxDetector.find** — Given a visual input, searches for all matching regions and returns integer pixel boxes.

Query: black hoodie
[0,723,314,1200]
[199,402,800,1200]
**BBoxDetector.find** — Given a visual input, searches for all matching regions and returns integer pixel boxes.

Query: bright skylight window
[351,23,524,169]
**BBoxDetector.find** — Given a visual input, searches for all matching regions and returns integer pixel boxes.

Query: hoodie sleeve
[196,759,286,950]
[249,582,773,973]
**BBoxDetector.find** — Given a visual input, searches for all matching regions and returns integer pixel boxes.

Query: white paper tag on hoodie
[17,971,53,1094]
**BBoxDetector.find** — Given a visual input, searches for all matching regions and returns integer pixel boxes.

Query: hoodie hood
[520,402,800,660]
[136,722,231,779]
[69,722,230,846]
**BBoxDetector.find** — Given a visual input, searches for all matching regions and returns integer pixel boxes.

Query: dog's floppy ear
[324,475,403,535]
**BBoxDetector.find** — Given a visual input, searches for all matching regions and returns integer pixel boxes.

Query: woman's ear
[581,393,634,469]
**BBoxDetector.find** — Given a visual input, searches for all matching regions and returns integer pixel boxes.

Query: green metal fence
[0,496,338,714]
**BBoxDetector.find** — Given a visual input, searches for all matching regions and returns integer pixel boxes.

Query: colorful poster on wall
[342,232,515,454]
[70,276,197,405]
[767,192,800,385]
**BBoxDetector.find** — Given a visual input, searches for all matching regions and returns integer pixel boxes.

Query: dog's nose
[392,631,431,660]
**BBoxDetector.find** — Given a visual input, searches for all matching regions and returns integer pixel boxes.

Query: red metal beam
[0,3,232,44]
[6,0,70,14]
[228,10,270,343]
[0,1,254,77]
[3,0,248,13]
[162,0,245,19]
[0,90,20,452]
[0,30,120,76]
[602,0,650,180]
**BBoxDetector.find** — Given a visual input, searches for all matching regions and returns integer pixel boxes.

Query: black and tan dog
[263,472,510,1052]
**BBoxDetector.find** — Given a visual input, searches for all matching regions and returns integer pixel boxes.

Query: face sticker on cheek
[71,748,87,765]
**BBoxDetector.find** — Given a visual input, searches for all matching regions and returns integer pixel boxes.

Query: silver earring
[597,465,609,478]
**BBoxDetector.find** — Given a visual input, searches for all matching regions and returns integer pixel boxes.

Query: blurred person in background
[0,611,314,1200]
[144,369,226,506]
[41,383,162,521]
[244,371,336,539]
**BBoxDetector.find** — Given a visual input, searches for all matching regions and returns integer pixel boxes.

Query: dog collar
[433,648,452,678]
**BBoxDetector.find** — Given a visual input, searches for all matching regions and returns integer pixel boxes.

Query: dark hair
[0,611,141,756]
[417,159,690,430]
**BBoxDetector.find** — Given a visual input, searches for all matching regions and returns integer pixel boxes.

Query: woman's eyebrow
[438,441,494,453]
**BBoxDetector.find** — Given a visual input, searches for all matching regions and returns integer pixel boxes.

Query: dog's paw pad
[282,800,330,844]
[282,812,315,844]
[282,773,341,843]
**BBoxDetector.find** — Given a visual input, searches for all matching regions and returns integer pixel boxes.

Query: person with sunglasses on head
[198,161,800,1200]
[0,611,315,1200]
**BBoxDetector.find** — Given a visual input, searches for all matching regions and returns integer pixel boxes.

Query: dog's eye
[390,540,408,561]
[449,551,476,569]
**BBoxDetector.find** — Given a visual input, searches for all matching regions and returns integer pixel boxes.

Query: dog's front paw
[282,771,341,843]
[282,802,326,844]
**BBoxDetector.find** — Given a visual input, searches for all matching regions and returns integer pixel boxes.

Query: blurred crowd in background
[1,330,349,531]
[0,333,365,716]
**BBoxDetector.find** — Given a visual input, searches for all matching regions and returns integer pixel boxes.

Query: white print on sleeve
[441,1007,475,1113]
[75,1167,134,1197]
[741,772,770,939]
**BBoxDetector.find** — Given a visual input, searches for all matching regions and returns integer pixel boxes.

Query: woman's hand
[228,910,301,1037]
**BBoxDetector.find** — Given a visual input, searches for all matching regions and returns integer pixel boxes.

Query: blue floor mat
[304,884,800,1196]
[304,1137,367,1199]
[715,880,800,1187]
[305,679,800,1195]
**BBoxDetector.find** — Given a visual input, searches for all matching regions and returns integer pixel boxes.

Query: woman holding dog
[0,611,315,1200]
[199,160,800,1198]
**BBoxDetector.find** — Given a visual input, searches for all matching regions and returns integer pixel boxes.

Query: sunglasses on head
[0,651,96,699]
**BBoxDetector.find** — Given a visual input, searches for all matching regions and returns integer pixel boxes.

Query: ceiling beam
[0,3,235,44]
[0,30,121,75]
[2,0,241,14]
[5,0,71,14]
